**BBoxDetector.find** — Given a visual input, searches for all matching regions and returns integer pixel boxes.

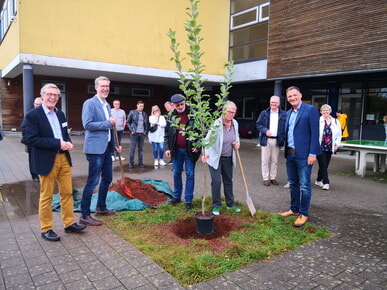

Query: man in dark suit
[279,86,321,227]
[25,83,86,241]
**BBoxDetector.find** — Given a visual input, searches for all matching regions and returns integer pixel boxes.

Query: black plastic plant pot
[195,211,214,235]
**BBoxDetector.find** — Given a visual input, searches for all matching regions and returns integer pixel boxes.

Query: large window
[230,1,269,63]
[0,0,17,42]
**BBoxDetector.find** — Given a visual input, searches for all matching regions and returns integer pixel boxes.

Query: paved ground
[0,135,386,289]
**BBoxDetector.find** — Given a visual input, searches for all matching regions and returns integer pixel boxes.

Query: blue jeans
[209,157,235,208]
[81,146,113,217]
[129,133,145,165]
[172,148,196,203]
[151,142,164,160]
[286,152,313,217]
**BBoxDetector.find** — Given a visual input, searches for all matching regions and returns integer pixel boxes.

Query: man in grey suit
[80,76,121,226]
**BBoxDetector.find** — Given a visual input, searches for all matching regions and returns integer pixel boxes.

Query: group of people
[256,86,345,227]
[23,78,382,242]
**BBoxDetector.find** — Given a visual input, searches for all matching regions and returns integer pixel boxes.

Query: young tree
[167,0,234,214]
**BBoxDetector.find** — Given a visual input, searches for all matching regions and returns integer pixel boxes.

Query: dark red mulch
[110,177,168,207]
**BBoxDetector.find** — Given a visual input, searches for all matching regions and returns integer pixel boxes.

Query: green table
[341,140,387,177]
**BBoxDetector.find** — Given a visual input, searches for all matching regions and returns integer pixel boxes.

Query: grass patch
[100,198,330,286]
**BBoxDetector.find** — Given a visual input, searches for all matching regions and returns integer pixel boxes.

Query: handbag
[149,125,157,133]
[149,116,159,133]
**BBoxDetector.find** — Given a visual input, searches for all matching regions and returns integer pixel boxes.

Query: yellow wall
[17,0,230,75]
[0,15,20,70]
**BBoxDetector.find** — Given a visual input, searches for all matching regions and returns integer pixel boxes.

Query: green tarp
[52,179,173,212]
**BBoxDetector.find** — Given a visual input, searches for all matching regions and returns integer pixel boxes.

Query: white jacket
[148,115,166,143]
[319,116,342,152]
[205,118,240,170]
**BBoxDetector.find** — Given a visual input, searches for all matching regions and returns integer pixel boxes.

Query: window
[0,0,17,42]
[230,1,270,62]
[230,2,269,30]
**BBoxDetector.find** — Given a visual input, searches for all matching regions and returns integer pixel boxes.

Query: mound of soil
[110,177,168,207]
[151,214,252,254]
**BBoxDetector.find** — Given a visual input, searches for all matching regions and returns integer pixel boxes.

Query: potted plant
[167,0,234,234]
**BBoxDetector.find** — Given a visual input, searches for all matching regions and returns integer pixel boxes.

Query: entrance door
[338,94,362,140]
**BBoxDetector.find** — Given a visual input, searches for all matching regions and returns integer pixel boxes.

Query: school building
[1,0,386,140]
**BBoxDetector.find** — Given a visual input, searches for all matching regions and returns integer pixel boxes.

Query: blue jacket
[25,105,72,175]
[82,95,114,154]
[285,102,321,159]
[256,107,286,147]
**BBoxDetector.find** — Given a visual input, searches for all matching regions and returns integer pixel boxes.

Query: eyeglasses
[45,93,60,98]
[226,111,236,114]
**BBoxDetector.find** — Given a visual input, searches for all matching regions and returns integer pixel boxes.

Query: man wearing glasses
[25,83,86,241]
[164,94,201,210]
[256,95,287,186]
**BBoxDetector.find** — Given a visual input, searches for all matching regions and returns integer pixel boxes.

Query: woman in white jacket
[148,105,167,168]
[201,101,241,215]
[315,104,342,190]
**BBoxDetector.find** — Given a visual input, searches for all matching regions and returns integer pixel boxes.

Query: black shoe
[129,164,134,168]
[41,230,60,242]
[186,203,193,210]
[64,223,87,233]
[169,198,182,205]
[139,163,145,168]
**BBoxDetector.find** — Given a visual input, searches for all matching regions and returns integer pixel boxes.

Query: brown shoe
[278,210,299,217]
[95,208,117,216]
[263,180,270,186]
[294,214,308,227]
[79,216,102,226]
[270,179,279,186]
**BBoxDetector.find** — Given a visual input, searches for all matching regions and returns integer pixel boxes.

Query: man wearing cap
[164,94,201,210]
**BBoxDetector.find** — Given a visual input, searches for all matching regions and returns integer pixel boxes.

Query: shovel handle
[235,148,249,194]
[113,125,124,180]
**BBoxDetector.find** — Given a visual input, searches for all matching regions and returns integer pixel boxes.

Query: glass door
[338,94,362,140]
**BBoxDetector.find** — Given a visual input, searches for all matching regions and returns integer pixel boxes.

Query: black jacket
[164,105,201,162]
[25,106,72,175]
[126,110,149,133]
[256,107,286,147]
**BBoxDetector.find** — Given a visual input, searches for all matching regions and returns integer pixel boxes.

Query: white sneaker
[159,159,167,166]
[154,160,158,168]
[283,182,290,188]
[315,180,324,187]
[120,156,125,160]
[111,156,116,162]
[322,184,330,190]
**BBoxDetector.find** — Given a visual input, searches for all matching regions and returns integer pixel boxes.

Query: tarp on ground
[52,178,173,212]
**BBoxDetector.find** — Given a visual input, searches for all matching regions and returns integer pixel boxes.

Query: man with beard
[164,94,201,210]
[80,76,121,226]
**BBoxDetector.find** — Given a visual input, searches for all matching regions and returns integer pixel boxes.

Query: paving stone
[91,275,123,290]
[59,268,87,284]
[138,263,164,277]
[145,271,177,288]
[31,270,61,287]
[120,273,150,289]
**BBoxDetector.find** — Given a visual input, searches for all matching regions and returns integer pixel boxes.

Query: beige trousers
[261,138,280,180]
[39,153,74,232]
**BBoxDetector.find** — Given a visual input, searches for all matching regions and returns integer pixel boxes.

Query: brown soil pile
[110,177,168,207]
[151,214,251,254]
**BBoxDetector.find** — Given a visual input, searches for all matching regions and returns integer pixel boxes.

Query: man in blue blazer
[25,83,86,241]
[279,86,321,227]
[80,76,121,226]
